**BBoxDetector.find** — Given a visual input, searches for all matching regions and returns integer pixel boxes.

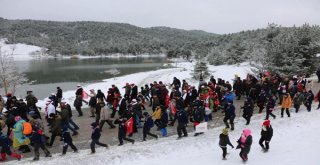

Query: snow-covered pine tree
[193,59,209,79]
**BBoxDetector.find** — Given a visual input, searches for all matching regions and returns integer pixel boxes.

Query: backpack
[23,122,33,135]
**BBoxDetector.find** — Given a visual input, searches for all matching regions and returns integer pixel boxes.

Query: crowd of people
[0,70,320,162]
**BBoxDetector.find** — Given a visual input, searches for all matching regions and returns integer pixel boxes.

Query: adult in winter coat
[159,107,168,137]
[259,120,273,151]
[142,112,158,141]
[12,116,31,153]
[281,93,292,118]
[2,108,15,137]
[241,97,254,125]
[90,122,109,154]
[219,128,234,160]
[0,132,22,161]
[304,90,314,112]
[293,91,305,113]
[61,125,78,155]
[60,102,78,136]
[265,95,276,120]
[88,89,97,117]
[317,68,320,83]
[73,95,88,117]
[48,114,61,147]
[96,89,107,103]
[176,109,188,139]
[25,91,38,109]
[224,101,236,130]
[30,117,52,161]
[236,128,253,161]
[99,102,116,130]
[193,105,205,136]
[257,90,267,113]
[114,118,135,146]
[233,78,243,100]
[56,87,63,104]
[130,84,138,101]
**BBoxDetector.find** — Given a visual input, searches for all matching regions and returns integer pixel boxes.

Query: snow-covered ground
[0,39,43,61]
[7,104,320,165]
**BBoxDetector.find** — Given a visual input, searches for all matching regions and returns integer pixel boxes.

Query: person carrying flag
[114,117,135,146]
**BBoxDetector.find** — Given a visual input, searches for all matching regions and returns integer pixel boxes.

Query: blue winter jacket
[177,110,188,124]
[225,104,236,118]
[143,116,154,130]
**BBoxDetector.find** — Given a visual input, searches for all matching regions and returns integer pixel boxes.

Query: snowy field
[6,105,320,165]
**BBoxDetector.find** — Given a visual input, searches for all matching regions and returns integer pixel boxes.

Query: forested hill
[0,18,217,56]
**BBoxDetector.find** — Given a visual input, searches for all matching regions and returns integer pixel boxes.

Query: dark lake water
[9,56,167,99]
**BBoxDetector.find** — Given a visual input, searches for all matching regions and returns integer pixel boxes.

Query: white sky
[0,0,319,34]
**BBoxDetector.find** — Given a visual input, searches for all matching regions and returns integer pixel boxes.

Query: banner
[195,122,208,133]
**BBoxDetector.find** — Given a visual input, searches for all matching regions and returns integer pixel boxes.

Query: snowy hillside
[0,39,42,61]
[7,106,320,165]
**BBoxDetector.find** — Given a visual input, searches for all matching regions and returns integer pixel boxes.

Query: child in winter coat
[0,132,22,161]
[259,120,273,151]
[236,128,253,161]
[61,125,78,155]
[90,122,109,154]
[142,112,158,141]
[219,128,234,160]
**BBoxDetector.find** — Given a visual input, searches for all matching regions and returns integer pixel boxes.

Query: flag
[82,91,88,99]
[125,117,133,135]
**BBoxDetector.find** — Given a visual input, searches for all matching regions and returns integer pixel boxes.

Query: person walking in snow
[61,125,78,155]
[265,95,276,120]
[236,128,253,161]
[142,112,158,141]
[98,102,116,130]
[241,97,254,125]
[223,101,236,130]
[90,122,109,154]
[259,120,273,152]
[293,91,305,113]
[176,108,188,139]
[0,132,22,161]
[304,90,314,112]
[88,89,97,117]
[219,128,234,160]
[114,118,135,146]
[281,93,292,118]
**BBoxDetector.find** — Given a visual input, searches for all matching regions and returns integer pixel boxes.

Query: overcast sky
[0,0,319,34]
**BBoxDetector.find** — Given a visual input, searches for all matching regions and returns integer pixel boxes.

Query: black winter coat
[219,134,234,148]
[261,125,273,141]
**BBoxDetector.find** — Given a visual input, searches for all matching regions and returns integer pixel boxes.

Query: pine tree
[193,60,209,79]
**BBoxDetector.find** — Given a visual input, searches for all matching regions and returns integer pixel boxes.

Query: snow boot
[230,124,234,130]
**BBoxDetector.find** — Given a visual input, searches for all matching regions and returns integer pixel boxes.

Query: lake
[9,56,168,99]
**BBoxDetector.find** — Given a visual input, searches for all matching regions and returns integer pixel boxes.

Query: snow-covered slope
[0,39,43,61]
[7,106,320,165]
